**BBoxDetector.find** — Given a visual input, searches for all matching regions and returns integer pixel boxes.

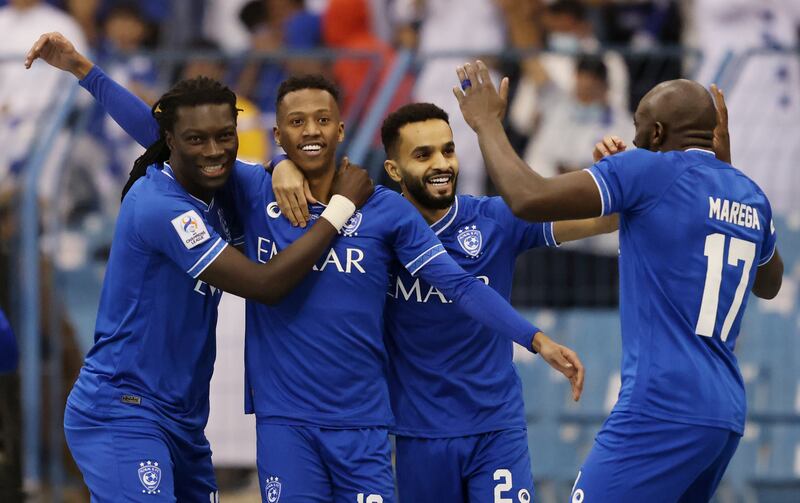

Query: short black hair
[381,103,450,158]
[276,74,340,111]
[576,55,608,83]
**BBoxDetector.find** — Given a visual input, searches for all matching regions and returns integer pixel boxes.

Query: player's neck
[403,191,451,225]
[169,160,214,204]
[305,166,337,205]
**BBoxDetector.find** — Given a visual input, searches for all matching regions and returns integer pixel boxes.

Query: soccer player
[26,33,373,501]
[453,60,784,502]
[381,103,615,503]
[30,35,585,502]
[274,102,616,503]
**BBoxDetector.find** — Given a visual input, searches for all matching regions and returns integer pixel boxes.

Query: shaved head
[633,79,717,152]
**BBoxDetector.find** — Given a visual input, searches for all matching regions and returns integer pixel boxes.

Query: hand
[273,159,316,227]
[532,332,585,401]
[592,135,627,163]
[453,60,510,132]
[331,157,374,209]
[710,84,731,164]
[25,32,93,79]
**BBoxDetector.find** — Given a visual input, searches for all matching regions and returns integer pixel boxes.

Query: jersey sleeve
[387,192,448,275]
[133,193,229,278]
[486,197,558,252]
[0,308,18,374]
[758,201,778,267]
[585,149,675,216]
[79,65,160,148]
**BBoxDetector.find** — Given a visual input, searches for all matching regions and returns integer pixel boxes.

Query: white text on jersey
[708,197,761,230]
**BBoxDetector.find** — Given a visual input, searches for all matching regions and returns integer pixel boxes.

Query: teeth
[201,164,223,174]
[428,176,451,185]
[301,144,322,152]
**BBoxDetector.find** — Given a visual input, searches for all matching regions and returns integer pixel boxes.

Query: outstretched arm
[417,254,584,400]
[26,32,159,147]
[453,60,603,222]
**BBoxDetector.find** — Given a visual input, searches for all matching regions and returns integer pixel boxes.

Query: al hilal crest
[138,460,161,494]
[341,211,363,236]
[457,225,483,258]
[265,476,282,503]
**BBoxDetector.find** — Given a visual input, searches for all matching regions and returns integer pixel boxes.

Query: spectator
[521,55,634,178]
[0,0,87,184]
[689,0,800,216]
[521,55,628,261]
[508,0,629,142]
[323,0,411,118]
[87,1,159,181]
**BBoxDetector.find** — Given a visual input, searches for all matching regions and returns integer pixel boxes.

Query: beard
[401,170,457,210]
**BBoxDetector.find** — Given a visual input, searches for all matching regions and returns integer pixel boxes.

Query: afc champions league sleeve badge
[137,460,162,494]
[456,225,483,258]
[265,476,282,502]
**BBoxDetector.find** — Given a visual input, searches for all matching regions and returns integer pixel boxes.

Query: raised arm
[26,32,159,147]
[199,162,373,304]
[453,61,603,221]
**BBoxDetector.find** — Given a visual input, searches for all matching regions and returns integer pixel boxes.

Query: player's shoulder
[365,185,407,208]
[125,165,202,220]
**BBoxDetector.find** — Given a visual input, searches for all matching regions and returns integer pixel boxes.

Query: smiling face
[165,103,238,200]
[386,119,459,210]
[274,88,344,176]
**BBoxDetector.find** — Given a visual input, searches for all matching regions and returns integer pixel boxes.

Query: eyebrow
[286,108,332,116]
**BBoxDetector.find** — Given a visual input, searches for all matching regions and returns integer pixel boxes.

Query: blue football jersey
[68,164,239,431]
[223,163,543,428]
[586,148,777,433]
[385,195,557,437]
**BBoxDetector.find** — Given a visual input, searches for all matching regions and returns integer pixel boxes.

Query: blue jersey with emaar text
[68,164,239,431]
[385,195,557,437]
[586,148,777,434]
[224,163,542,429]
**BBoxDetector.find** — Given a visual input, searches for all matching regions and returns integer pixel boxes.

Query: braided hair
[121,76,239,200]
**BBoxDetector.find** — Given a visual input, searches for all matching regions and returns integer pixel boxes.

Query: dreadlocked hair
[121,76,239,200]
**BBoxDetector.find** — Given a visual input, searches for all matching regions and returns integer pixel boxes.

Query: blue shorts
[256,423,395,503]
[395,428,534,503]
[64,403,218,502]
[571,411,741,503]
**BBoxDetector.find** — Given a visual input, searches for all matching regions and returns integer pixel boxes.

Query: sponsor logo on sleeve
[171,210,211,249]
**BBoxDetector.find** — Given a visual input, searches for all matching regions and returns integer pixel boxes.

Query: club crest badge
[265,476,282,502]
[138,460,161,494]
[341,211,363,236]
[457,225,483,258]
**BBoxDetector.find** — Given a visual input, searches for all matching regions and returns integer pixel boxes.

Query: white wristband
[320,194,356,231]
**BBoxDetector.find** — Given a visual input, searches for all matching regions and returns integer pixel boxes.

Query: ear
[273,126,281,148]
[652,122,665,149]
[164,130,176,152]
[384,159,402,183]
[338,121,345,142]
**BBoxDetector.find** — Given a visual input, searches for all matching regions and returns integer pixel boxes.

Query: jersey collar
[161,163,215,211]
[430,196,459,236]
[685,148,715,156]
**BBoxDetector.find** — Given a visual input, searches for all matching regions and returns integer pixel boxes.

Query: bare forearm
[199,221,338,304]
[474,119,548,216]
[475,120,602,221]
